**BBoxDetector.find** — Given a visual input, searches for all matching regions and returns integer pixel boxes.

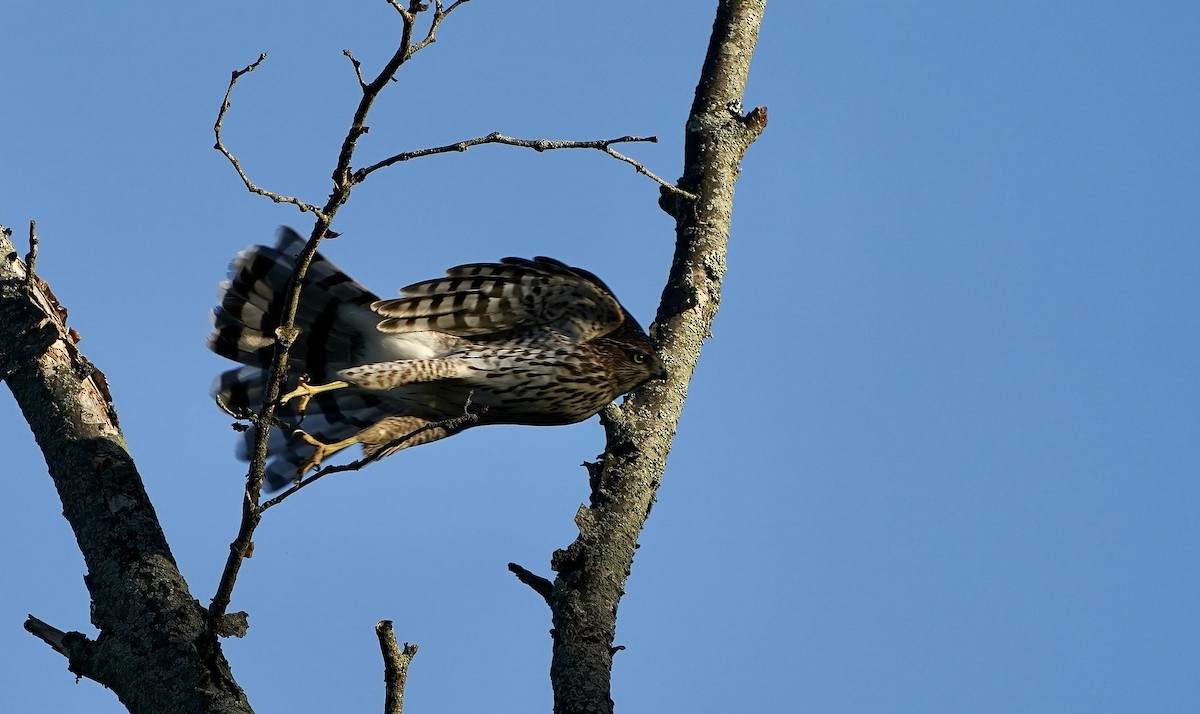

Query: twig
[329,1,460,189]
[384,0,471,48]
[384,0,413,20]
[376,621,417,714]
[259,404,482,512]
[344,50,368,90]
[24,615,69,656]
[24,221,38,289]
[410,0,471,54]
[600,145,696,200]
[213,393,294,432]
[212,53,328,218]
[507,562,553,604]
[354,132,696,199]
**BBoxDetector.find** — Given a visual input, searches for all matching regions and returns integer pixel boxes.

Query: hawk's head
[596,314,668,396]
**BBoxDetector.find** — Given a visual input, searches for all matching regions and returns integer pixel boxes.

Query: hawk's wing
[371,257,626,342]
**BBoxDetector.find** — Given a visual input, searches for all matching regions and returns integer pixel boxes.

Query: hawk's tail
[207,227,380,379]
[207,227,385,490]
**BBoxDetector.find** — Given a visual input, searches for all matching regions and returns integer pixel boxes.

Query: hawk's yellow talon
[294,430,361,475]
[279,378,350,414]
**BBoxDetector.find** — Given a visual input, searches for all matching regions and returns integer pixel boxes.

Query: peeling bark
[0,231,252,714]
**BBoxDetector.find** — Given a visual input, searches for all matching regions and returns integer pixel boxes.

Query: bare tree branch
[535,2,769,712]
[24,615,69,656]
[257,405,483,512]
[508,562,554,604]
[598,144,698,200]
[213,53,328,218]
[353,132,695,199]
[0,228,253,713]
[376,621,418,714]
[344,49,369,90]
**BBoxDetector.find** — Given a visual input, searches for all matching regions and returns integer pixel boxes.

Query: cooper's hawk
[209,227,666,490]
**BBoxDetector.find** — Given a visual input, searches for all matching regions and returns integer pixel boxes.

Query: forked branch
[209,2,464,623]
[213,54,327,218]
[376,621,419,714]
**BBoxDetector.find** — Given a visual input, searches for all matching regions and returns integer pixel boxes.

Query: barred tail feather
[207,227,381,382]
[208,227,391,490]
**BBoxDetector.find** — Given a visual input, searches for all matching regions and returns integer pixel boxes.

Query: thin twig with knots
[213,54,327,219]
[258,404,483,512]
[354,132,697,200]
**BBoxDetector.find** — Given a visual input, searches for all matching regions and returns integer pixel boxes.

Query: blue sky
[2,1,1197,712]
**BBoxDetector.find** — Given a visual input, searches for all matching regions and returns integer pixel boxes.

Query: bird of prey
[208,227,666,490]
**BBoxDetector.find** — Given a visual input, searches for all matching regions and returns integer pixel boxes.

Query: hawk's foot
[295,430,360,475]
[279,378,350,414]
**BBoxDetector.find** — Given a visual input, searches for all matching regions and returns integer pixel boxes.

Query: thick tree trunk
[0,230,252,714]
[542,2,768,712]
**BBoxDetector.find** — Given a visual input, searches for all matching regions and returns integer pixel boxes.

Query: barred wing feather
[371,257,625,342]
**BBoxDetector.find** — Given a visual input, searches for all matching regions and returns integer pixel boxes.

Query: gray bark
[0,233,252,714]
[542,2,769,712]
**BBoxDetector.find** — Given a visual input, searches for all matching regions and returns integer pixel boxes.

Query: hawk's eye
[631,352,647,364]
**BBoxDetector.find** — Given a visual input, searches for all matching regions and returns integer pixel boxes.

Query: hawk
[209,227,666,490]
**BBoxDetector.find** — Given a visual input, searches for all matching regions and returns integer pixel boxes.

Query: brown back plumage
[372,256,626,342]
